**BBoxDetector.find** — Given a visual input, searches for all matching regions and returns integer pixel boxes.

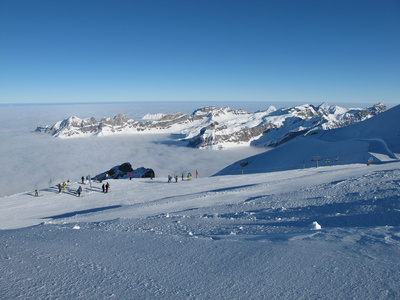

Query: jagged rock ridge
[35,103,386,149]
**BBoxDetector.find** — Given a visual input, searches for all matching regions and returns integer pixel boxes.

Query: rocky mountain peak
[36,103,387,149]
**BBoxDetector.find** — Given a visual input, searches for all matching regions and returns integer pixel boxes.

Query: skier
[106,182,110,193]
[81,176,84,184]
[187,172,192,180]
[102,183,105,193]
[175,176,178,183]
[58,183,62,193]
[182,173,184,181]
[63,182,66,190]
[129,173,132,180]
[196,170,198,178]
[168,175,172,183]
[76,186,82,197]
[35,189,39,197]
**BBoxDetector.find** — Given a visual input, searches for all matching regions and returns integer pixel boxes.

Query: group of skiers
[57,180,70,193]
[168,170,198,183]
[168,175,179,183]
[36,169,199,197]
[81,175,93,185]
[102,182,110,193]
[50,175,110,197]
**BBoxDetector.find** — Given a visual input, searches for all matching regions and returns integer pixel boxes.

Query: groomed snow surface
[1,162,400,299]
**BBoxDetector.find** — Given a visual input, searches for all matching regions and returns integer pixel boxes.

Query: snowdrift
[216,105,400,175]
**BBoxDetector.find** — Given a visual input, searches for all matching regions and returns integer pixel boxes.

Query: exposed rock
[94,162,155,181]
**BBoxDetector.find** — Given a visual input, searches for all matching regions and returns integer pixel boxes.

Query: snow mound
[311,221,322,230]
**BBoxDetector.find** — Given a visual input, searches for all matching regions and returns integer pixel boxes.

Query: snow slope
[1,162,400,299]
[216,105,400,175]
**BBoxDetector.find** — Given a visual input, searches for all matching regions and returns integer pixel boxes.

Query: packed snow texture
[1,163,400,299]
[1,102,399,299]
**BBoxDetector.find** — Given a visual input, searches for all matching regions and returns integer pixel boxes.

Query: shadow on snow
[223,195,400,229]
[43,205,122,220]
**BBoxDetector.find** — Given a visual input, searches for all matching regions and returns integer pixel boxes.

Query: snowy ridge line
[224,154,396,175]
[217,105,400,176]
[35,102,386,149]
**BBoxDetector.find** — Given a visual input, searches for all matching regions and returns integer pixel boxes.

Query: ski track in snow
[1,162,400,299]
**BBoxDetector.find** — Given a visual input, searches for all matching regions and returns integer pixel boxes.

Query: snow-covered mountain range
[216,104,400,175]
[35,103,386,149]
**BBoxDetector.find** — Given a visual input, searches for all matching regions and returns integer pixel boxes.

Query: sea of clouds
[0,101,268,197]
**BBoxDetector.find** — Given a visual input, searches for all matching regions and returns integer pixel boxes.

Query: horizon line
[0,100,392,107]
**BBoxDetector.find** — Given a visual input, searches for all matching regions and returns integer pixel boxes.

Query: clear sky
[0,0,399,105]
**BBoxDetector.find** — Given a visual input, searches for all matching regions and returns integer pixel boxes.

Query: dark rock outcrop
[94,162,155,181]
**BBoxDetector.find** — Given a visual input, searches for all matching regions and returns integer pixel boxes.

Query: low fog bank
[0,103,268,197]
[2,133,265,197]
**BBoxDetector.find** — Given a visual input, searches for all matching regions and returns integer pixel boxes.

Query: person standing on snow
[129,173,132,180]
[77,186,82,197]
[58,183,62,193]
[106,182,110,193]
[81,176,84,184]
[102,184,105,193]
[35,189,39,197]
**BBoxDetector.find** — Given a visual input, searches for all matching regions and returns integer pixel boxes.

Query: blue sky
[0,0,399,105]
